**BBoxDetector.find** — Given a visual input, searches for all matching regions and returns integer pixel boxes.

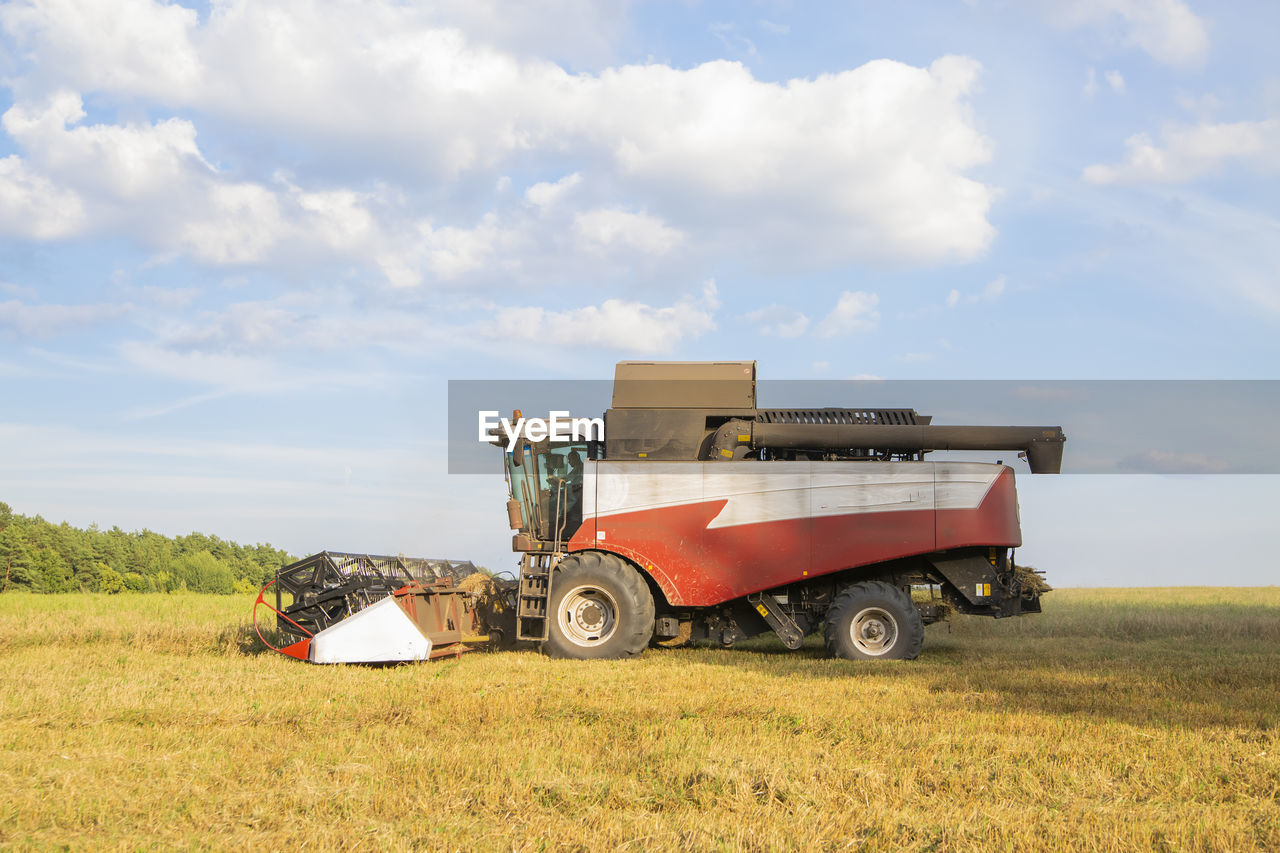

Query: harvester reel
[269,552,493,656]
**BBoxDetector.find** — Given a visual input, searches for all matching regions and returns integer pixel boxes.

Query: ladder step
[516,558,554,642]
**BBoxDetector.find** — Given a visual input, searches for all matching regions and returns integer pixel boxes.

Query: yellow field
[1,588,1278,851]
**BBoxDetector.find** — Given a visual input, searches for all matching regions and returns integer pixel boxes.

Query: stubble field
[1,587,1278,851]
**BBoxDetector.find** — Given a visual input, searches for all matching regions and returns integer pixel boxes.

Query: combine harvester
[256,361,1064,664]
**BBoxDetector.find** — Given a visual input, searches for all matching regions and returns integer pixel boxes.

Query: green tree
[176,551,234,594]
[0,502,294,594]
[0,525,40,592]
[232,576,259,595]
[33,540,73,593]
[99,565,126,594]
[123,572,151,592]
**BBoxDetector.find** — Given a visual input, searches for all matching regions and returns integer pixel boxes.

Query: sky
[0,0,1277,586]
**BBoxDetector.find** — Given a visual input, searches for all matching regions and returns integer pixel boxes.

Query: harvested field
[1,588,1278,851]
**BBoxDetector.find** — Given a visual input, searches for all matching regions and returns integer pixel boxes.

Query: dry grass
[1,588,1278,851]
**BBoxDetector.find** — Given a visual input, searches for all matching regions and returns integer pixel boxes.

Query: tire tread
[543,551,654,660]
[823,580,924,661]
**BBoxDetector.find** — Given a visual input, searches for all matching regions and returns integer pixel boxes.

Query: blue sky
[0,0,1277,585]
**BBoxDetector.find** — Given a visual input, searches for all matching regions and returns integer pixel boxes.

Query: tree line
[0,501,295,594]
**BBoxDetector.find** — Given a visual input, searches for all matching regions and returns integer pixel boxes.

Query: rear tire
[824,580,924,661]
[543,552,654,660]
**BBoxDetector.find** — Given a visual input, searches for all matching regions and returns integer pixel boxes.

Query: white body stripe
[586,461,1002,530]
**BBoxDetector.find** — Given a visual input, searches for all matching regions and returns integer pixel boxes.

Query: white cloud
[140,288,454,359]
[1083,66,1124,97]
[980,275,1006,301]
[294,187,378,252]
[100,289,451,411]
[0,0,201,100]
[946,275,1006,307]
[154,302,303,354]
[128,285,200,309]
[745,304,809,338]
[816,291,879,338]
[1085,119,1280,184]
[179,183,287,264]
[524,173,582,209]
[3,92,207,199]
[1048,180,1280,316]
[117,339,381,397]
[1048,0,1209,66]
[0,93,289,260]
[1124,193,1280,314]
[0,154,84,238]
[1176,91,1221,120]
[0,282,38,299]
[407,214,508,283]
[413,0,632,65]
[0,3,998,274]
[0,299,130,336]
[709,22,757,58]
[591,54,994,263]
[118,279,716,392]
[573,208,684,255]
[0,94,517,279]
[487,280,718,354]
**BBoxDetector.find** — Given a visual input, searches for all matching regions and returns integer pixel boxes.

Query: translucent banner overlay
[447,379,1280,475]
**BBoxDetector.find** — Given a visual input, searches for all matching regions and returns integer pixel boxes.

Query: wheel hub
[576,601,605,632]
[558,585,619,647]
[850,606,899,656]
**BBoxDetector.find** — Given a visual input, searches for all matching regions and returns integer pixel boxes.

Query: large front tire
[543,552,654,660]
[824,580,924,661]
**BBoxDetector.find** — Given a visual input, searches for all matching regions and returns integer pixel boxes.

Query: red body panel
[566,461,1020,607]
[936,467,1021,550]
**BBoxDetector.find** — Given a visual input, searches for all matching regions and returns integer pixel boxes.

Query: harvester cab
[504,436,592,551]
